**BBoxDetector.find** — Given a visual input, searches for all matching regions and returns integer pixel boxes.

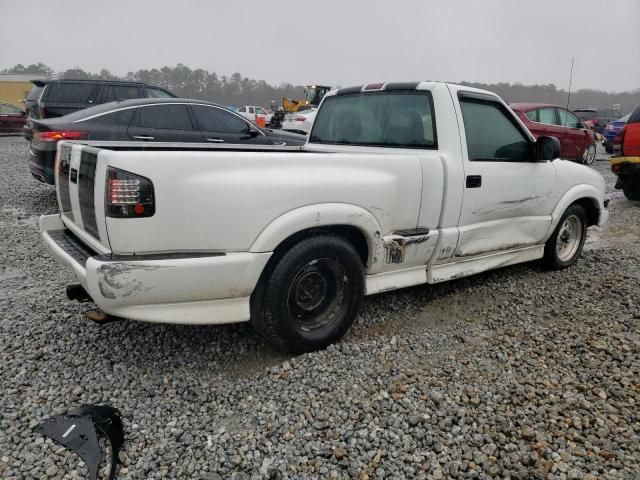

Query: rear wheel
[543,205,587,270]
[251,235,364,353]
[582,143,596,165]
[622,177,640,200]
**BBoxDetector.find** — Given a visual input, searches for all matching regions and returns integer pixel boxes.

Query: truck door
[454,91,558,258]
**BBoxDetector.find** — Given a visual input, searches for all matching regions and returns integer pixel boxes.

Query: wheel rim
[287,258,349,332]
[556,215,583,262]
[583,144,596,165]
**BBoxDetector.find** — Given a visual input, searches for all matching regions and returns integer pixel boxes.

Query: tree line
[3,63,640,113]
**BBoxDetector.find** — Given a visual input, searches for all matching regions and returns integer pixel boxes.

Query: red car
[610,103,640,200]
[510,103,597,164]
[0,102,27,134]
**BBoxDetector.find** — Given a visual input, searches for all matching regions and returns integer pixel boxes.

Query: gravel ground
[0,137,638,479]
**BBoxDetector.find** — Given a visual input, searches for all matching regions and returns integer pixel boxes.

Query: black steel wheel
[251,235,364,353]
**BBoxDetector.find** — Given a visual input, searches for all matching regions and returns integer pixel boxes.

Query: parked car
[0,102,27,134]
[510,103,597,164]
[40,81,607,352]
[574,108,623,135]
[281,108,317,135]
[603,113,630,153]
[237,105,272,127]
[23,79,177,140]
[610,103,640,200]
[29,98,306,184]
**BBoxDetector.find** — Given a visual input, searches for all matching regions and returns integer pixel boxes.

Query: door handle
[466,175,482,188]
[207,138,224,143]
[133,135,155,140]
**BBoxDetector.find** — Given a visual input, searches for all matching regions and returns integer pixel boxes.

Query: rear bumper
[29,147,55,184]
[610,156,640,177]
[40,214,271,325]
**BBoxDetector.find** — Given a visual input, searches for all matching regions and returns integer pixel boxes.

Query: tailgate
[55,142,111,253]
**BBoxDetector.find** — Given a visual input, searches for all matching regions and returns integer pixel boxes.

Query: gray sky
[1,0,638,92]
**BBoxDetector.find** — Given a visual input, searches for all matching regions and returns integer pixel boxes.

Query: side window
[95,109,135,125]
[539,107,559,125]
[459,96,532,161]
[99,86,115,103]
[112,86,141,100]
[145,88,173,98]
[133,104,194,130]
[525,109,538,122]
[47,83,99,103]
[248,107,255,114]
[558,109,581,128]
[238,107,246,113]
[256,107,266,115]
[191,105,250,134]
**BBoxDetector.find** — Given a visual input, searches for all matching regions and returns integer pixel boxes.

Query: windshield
[310,91,437,149]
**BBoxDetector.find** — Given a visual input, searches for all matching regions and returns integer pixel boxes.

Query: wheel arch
[546,185,603,241]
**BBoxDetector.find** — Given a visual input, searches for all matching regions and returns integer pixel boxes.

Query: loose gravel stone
[0,137,638,479]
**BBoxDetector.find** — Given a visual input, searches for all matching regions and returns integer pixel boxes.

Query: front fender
[544,184,603,241]
[249,203,384,270]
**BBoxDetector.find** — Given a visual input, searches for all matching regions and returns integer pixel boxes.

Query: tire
[543,204,587,270]
[582,143,596,165]
[622,178,640,201]
[251,235,364,353]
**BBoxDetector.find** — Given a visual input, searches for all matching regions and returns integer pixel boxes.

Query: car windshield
[575,111,596,121]
[310,91,436,149]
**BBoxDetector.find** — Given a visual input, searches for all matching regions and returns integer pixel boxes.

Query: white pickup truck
[40,81,608,352]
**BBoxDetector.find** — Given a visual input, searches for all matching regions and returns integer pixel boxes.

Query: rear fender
[249,203,385,272]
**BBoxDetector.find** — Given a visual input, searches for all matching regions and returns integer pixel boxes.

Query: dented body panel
[40,81,608,326]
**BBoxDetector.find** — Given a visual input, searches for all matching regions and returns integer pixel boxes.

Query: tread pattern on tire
[543,204,587,270]
[251,234,364,353]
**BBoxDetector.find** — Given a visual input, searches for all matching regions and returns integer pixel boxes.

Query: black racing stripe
[336,85,363,95]
[58,144,73,218]
[384,82,420,91]
[78,151,98,239]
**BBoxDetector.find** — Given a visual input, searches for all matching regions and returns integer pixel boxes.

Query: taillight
[36,131,88,142]
[294,116,306,122]
[605,124,615,132]
[105,167,155,218]
[613,126,625,154]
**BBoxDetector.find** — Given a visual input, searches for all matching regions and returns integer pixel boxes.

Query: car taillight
[36,131,88,142]
[294,116,306,122]
[105,167,155,218]
[605,124,615,131]
[613,126,625,154]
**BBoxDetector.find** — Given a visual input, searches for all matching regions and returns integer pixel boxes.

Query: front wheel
[622,177,640,200]
[582,143,597,165]
[543,205,587,270]
[251,235,364,353]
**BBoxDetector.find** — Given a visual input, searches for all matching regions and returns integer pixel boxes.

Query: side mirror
[536,136,560,161]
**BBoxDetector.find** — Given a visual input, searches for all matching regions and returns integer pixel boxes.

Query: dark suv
[574,108,623,134]
[23,79,176,139]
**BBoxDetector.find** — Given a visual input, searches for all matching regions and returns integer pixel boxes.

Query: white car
[281,108,317,135]
[237,105,272,125]
[40,81,608,352]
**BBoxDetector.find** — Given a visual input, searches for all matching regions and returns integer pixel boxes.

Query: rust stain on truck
[383,232,430,264]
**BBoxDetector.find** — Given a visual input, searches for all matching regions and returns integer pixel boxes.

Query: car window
[525,110,538,122]
[46,83,99,103]
[249,107,255,114]
[99,86,115,103]
[238,107,246,113]
[26,86,43,101]
[94,108,135,125]
[256,107,266,115]
[310,91,437,148]
[191,105,250,133]
[0,104,21,114]
[539,108,558,125]
[146,88,173,98]
[558,109,581,128]
[628,105,640,124]
[133,104,194,130]
[113,86,140,100]
[459,96,531,161]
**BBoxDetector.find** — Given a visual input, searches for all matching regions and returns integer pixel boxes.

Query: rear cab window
[310,90,437,149]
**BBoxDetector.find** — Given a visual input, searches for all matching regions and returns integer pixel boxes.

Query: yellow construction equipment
[283,85,332,113]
